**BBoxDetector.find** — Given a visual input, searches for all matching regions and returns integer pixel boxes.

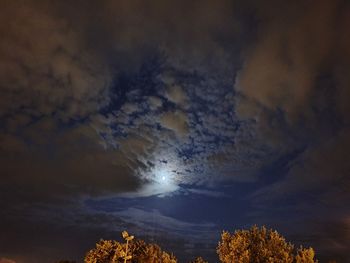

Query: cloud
[116,208,217,240]
[117,182,180,198]
[0,134,27,154]
[118,133,154,161]
[233,0,350,208]
[0,0,244,205]
[121,103,140,114]
[148,96,163,110]
[159,110,189,138]
[186,188,229,198]
[250,128,350,203]
[0,1,111,121]
[1,1,349,261]
[165,85,188,106]
[0,123,144,206]
[236,0,350,127]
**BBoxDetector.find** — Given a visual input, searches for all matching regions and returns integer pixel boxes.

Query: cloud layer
[1,0,350,262]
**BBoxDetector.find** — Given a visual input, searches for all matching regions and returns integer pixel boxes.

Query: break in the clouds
[1,0,350,262]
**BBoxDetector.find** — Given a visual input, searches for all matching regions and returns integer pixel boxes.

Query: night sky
[0,0,350,262]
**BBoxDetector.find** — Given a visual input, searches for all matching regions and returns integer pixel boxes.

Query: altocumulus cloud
[0,1,243,261]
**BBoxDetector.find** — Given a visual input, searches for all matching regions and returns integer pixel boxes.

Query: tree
[295,247,317,263]
[85,239,125,263]
[128,239,176,263]
[217,225,317,263]
[84,231,177,263]
[85,227,317,263]
[189,257,208,263]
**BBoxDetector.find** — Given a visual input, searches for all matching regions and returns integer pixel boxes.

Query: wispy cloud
[116,207,217,239]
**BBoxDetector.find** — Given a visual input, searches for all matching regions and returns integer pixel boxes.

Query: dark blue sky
[0,0,350,262]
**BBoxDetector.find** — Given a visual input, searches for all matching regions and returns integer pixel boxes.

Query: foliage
[295,247,317,263]
[84,234,177,263]
[217,225,317,263]
[85,227,318,263]
[85,239,125,263]
[128,239,177,263]
[189,256,208,263]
